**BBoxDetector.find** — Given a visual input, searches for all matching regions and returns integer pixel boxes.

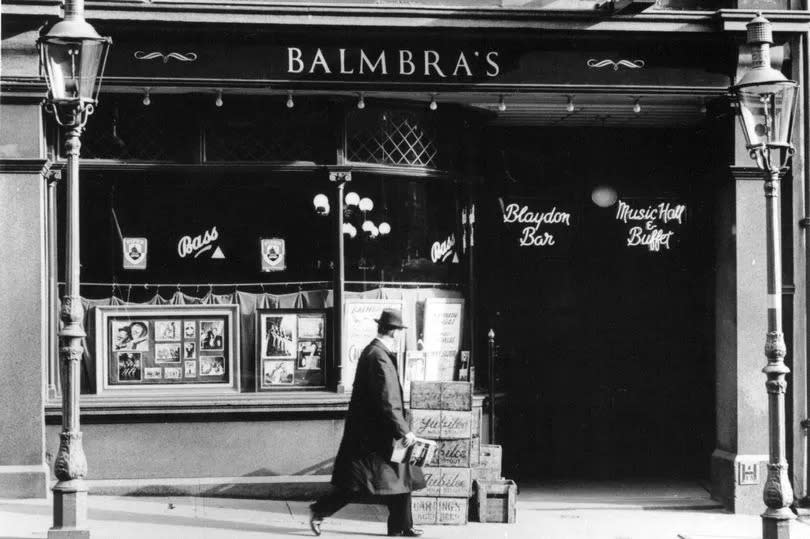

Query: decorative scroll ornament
[134,51,198,63]
[587,59,646,71]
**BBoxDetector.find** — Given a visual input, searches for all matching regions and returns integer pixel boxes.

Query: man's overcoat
[331,339,426,495]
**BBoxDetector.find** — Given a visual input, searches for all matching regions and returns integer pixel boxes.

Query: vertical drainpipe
[799,25,810,507]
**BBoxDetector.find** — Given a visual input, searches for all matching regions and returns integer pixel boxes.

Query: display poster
[95,305,240,394]
[343,299,405,392]
[404,351,427,401]
[257,309,327,389]
[422,298,464,353]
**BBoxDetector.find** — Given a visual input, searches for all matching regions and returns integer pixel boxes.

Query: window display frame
[94,304,241,396]
[255,308,330,391]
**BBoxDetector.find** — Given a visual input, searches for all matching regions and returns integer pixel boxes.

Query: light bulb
[142,89,151,107]
[286,91,295,109]
[633,98,641,114]
[357,93,365,110]
[345,192,360,206]
[343,223,355,236]
[429,96,438,111]
[359,197,374,212]
[370,226,379,238]
[378,222,391,235]
[498,96,506,112]
[566,96,575,113]
[215,90,223,108]
[362,220,374,232]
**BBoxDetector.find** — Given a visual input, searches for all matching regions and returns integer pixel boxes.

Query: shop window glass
[78,95,198,161]
[204,97,331,162]
[60,171,334,393]
[340,176,463,285]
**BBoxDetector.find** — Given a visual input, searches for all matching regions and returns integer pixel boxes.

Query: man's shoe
[309,508,323,536]
[388,529,423,537]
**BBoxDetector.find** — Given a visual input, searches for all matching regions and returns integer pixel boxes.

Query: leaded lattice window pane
[347,109,439,169]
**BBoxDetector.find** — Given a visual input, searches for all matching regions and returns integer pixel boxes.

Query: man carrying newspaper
[309,309,426,537]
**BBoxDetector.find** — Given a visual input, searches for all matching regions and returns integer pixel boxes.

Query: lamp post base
[48,480,89,539]
[763,508,796,539]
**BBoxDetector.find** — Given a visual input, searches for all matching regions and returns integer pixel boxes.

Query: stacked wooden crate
[409,381,475,525]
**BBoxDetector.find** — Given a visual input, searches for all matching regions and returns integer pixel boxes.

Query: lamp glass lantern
[731,18,798,171]
[38,19,111,111]
[735,81,798,166]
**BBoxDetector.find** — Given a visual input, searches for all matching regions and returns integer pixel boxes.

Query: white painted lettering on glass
[615,200,686,252]
[502,203,572,248]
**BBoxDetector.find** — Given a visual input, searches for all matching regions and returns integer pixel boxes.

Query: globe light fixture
[313,193,330,215]
[378,222,391,235]
[362,220,374,232]
[345,191,360,206]
[359,197,374,212]
[591,185,618,208]
[342,223,357,238]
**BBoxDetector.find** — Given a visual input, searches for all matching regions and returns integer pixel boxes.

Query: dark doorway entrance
[478,127,719,480]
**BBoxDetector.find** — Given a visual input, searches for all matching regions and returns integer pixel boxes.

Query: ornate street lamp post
[730,13,799,539]
[38,0,111,536]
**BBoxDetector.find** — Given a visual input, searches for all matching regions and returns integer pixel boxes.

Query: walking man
[310,309,426,537]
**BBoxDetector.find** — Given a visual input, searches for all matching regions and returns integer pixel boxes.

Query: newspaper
[390,437,437,467]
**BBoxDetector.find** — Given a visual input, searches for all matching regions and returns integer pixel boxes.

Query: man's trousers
[311,489,413,534]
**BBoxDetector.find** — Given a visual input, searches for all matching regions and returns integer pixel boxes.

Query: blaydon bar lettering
[502,203,572,247]
[288,47,500,77]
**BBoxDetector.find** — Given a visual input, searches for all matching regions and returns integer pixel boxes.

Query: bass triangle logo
[211,246,226,259]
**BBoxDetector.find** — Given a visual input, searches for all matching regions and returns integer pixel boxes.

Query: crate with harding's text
[473,479,517,523]
[413,466,472,498]
[410,409,473,440]
[410,381,473,411]
[412,497,437,525]
[412,497,468,526]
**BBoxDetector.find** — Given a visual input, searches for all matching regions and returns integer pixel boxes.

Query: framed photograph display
[95,304,240,395]
[256,309,328,390]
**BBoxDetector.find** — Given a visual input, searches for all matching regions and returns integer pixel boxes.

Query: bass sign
[178,226,220,258]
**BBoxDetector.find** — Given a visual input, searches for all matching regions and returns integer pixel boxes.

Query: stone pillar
[0,152,51,497]
[711,151,774,513]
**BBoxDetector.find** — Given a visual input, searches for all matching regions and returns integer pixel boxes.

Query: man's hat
[374,308,407,329]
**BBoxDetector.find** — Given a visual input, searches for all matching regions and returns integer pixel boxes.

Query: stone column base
[0,464,50,498]
[48,480,89,539]
[711,449,770,514]
[763,511,795,539]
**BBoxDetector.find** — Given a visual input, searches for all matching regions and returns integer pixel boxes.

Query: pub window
[60,170,334,394]
[342,176,463,286]
[76,95,199,162]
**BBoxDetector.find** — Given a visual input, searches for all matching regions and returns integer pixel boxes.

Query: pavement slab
[2,482,810,539]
